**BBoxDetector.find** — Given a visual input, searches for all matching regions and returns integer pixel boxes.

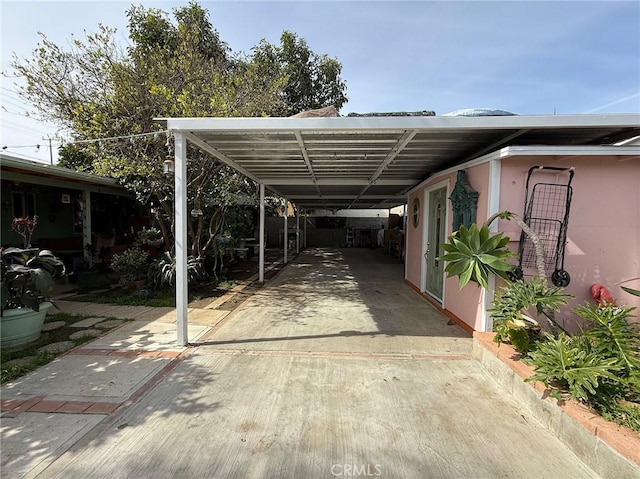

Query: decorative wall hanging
[449,170,479,230]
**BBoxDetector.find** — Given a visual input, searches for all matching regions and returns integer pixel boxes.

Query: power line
[69,129,168,145]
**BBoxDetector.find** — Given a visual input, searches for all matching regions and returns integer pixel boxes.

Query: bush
[490,278,572,351]
[525,303,640,431]
[110,248,149,286]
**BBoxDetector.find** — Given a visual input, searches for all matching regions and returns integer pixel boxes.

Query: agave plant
[437,223,515,289]
[148,252,206,289]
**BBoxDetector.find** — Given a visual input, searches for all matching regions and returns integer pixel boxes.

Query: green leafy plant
[1,247,64,312]
[526,303,639,408]
[526,333,624,401]
[134,228,163,247]
[576,303,640,388]
[110,248,150,286]
[147,252,205,289]
[437,223,515,289]
[619,277,640,298]
[490,278,572,351]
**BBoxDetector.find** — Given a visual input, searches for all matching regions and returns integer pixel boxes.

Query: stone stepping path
[71,317,105,328]
[94,319,125,329]
[42,321,66,332]
[38,341,75,354]
[4,356,38,368]
[69,329,102,340]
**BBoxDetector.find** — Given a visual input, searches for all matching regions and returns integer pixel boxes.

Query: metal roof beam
[288,195,405,200]
[350,129,417,208]
[458,128,531,163]
[294,131,323,202]
[184,132,260,183]
[260,178,419,186]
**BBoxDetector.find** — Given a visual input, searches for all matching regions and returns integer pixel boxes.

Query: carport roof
[160,114,640,210]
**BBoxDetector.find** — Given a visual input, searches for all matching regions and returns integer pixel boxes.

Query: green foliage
[526,333,623,401]
[147,252,205,289]
[621,286,640,297]
[110,248,150,285]
[437,223,515,289]
[11,1,347,259]
[526,303,639,414]
[134,228,163,247]
[490,278,572,349]
[576,303,640,389]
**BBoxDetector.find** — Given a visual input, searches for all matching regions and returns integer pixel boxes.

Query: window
[12,191,36,219]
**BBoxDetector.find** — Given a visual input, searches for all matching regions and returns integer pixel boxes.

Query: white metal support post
[481,157,503,332]
[296,208,300,254]
[259,183,265,282]
[283,200,288,264]
[174,132,189,346]
[82,189,92,267]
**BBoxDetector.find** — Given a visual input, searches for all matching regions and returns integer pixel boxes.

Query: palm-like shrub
[148,252,206,289]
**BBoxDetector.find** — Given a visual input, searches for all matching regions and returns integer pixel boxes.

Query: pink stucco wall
[406,162,491,331]
[406,153,640,332]
[499,155,640,328]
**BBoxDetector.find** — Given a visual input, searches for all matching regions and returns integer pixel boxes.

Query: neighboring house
[405,144,640,332]
[0,153,147,271]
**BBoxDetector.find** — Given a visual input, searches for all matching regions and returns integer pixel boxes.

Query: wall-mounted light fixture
[163,156,175,176]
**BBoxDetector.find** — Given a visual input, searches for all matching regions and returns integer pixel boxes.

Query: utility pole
[42,136,53,165]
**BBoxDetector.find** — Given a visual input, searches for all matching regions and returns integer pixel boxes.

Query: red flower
[590,283,616,307]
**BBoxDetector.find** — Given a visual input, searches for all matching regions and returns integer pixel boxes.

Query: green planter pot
[0,302,53,348]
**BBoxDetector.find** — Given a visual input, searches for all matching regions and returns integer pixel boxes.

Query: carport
[159,113,639,345]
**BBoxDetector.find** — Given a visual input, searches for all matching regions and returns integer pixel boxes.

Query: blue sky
[1,0,639,164]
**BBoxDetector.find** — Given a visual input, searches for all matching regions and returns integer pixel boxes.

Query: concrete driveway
[11,248,598,478]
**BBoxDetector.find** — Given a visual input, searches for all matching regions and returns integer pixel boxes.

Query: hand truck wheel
[507,266,523,282]
[551,269,570,287]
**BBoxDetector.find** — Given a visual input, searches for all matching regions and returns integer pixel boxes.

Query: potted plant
[0,247,62,348]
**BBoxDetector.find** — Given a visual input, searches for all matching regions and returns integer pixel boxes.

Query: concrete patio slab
[1,413,104,479]
[1,354,172,403]
[2,248,614,478]
[40,350,598,479]
[81,320,208,351]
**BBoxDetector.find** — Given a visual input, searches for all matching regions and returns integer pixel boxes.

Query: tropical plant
[490,277,572,351]
[1,247,64,312]
[147,252,205,289]
[110,248,150,286]
[526,333,624,401]
[437,222,515,289]
[525,303,640,404]
[576,303,640,388]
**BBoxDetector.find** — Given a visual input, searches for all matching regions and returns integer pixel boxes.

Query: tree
[11,1,348,258]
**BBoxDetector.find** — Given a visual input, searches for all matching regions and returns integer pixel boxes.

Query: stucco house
[0,153,146,272]
[405,143,640,333]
